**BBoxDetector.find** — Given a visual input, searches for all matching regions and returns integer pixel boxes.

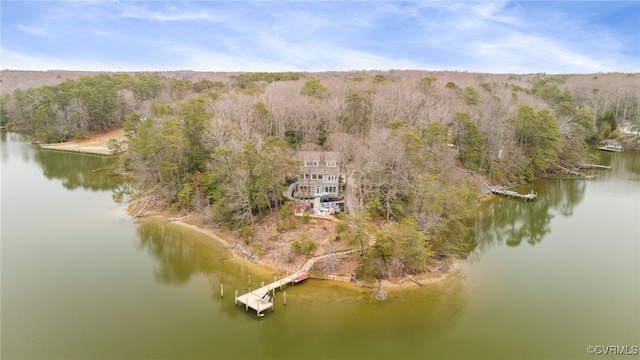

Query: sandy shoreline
[39,128,126,155]
[129,198,460,292]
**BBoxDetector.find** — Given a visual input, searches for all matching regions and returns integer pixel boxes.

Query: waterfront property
[287,151,345,215]
[295,151,341,198]
[3,132,638,359]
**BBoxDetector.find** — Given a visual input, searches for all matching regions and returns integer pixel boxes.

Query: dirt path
[39,128,126,155]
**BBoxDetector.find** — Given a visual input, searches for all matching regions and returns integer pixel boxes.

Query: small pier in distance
[490,188,537,201]
[577,164,612,170]
[468,170,537,202]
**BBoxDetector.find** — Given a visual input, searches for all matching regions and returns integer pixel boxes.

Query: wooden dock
[234,248,360,317]
[235,271,310,317]
[468,169,537,202]
[577,164,612,170]
[490,188,537,201]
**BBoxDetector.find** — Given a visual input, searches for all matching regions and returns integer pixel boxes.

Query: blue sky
[1,1,639,73]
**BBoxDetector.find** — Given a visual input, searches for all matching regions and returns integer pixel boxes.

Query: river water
[2,131,638,359]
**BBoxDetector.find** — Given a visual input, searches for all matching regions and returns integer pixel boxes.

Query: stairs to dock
[468,169,537,201]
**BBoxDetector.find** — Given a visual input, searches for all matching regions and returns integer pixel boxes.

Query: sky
[1,1,639,74]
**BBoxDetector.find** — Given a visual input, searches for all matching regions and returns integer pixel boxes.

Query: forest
[2,70,639,281]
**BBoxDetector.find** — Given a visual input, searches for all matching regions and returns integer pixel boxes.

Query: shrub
[445,81,459,90]
[302,240,317,254]
[336,220,348,233]
[279,204,292,218]
[240,226,254,244]
[278,203,300,231]
[253,242,265,256]
[302,213,311,224]
[291,240,303,254]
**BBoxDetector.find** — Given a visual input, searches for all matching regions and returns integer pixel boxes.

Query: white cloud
[118,5,219,22]
[469,33,614,74]
[17,25,55,37]
[0,49,145,71]
[2,1,637,73]
[468,1,523,27]
[90,29,114,37]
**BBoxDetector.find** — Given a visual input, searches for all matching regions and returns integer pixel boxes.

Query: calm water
[2,131,638,359]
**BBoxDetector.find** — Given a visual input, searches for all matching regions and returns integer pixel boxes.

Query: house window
[324,186,337,193]
[312,174,323,180]
[305,160,319,167]
[315,186,322,194]
[326,161,337,167]
[325,174,337,182]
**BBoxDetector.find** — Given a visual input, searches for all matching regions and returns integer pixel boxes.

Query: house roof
[298,151,340,162]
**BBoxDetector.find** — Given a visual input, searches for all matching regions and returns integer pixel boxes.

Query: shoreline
[127,199,461,291]
[38,128,126,156]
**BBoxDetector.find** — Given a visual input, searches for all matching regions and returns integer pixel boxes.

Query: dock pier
[468,170,537,202]
[577,164,612,170]
[235,271,310,317]
[490,188,537,201]
[234,248,358,317]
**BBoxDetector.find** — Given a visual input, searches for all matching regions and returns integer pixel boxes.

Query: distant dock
[468,170,537,202]
[577,164,612,170]
[490,188,537,201]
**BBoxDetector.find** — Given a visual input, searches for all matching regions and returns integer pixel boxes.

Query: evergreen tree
[454,112,484,170]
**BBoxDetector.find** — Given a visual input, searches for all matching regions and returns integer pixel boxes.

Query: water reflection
[112,182,134,204]
[473,179,587,252]
[1,131,33,164]
[32,147,124,191]
[541,178,586,217]
[256,269,469,360]
[136,220,224,285]
[599,151,640,179]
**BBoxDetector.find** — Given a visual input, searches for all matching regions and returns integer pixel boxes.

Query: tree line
[2,70,638,281]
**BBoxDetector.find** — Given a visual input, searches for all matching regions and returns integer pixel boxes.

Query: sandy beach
[39,128,126,155]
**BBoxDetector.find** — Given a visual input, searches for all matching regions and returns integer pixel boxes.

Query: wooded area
[2,70,638,281]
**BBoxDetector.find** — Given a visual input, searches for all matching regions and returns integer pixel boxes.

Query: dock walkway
[577,164,612,170]
[235,272,305,316]
[235,247,360,317]
[468,170,537,202]
[490,188,537,201]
